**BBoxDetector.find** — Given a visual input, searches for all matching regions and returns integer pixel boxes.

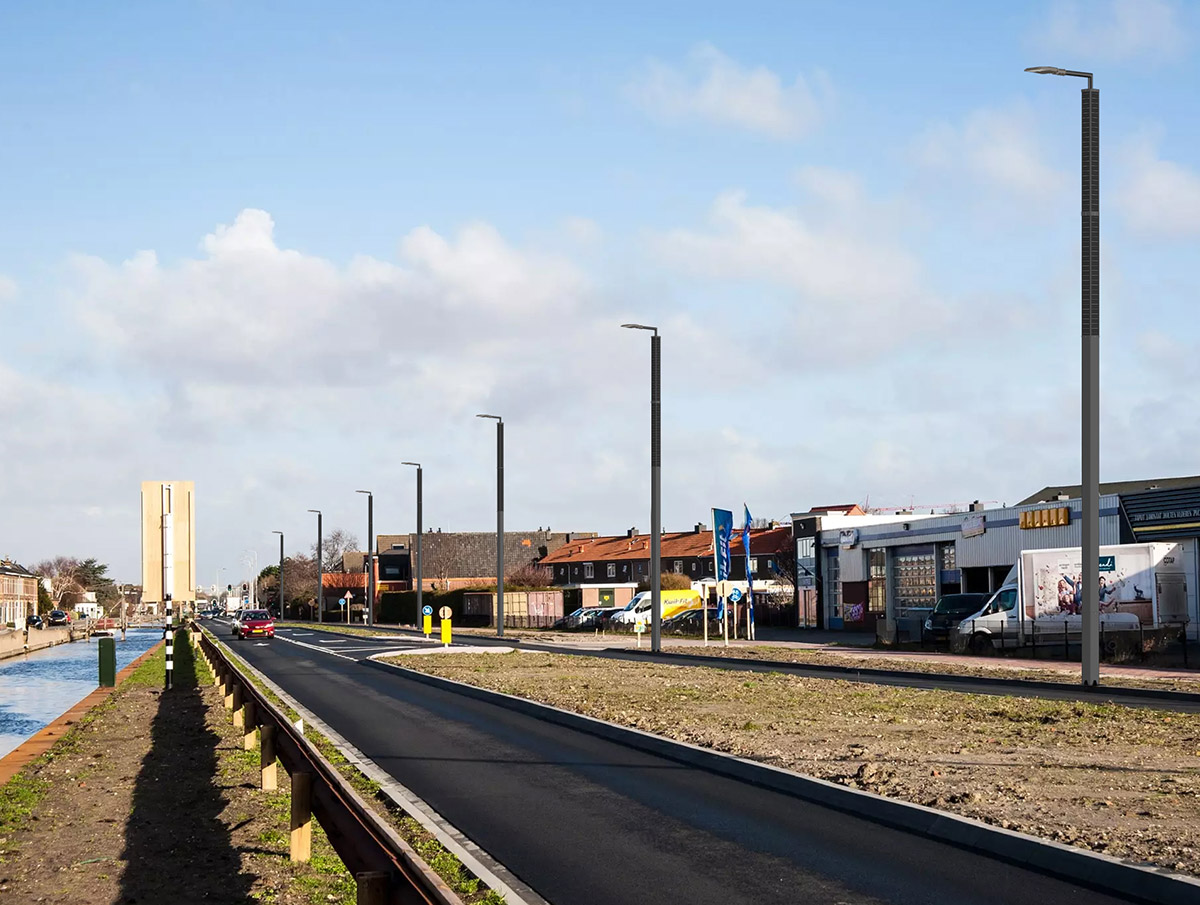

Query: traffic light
[242,582,249,593]
[227,584,232,593]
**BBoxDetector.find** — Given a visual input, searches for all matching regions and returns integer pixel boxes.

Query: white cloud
[628,43,829,139]
[1116,136,1200,237]
[913,104,1064,200]
[1031,0,1187,62]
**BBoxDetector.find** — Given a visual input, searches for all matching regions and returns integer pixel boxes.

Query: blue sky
[3,0,1199,583]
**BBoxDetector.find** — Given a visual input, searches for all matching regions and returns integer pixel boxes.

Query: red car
[237,610,275,640]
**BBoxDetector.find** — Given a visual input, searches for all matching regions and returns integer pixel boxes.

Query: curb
[365,657,1200,905]
[207,630,548,905]
[0,641,164,786]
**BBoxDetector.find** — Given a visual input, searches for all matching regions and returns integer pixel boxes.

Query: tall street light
[476,414,504,637]
[622,323,662,653]
[1026,64,1100,686]
[402,462,423,621]
[272,531,284,618]
[356,490,374,626]
[308,509,323,623]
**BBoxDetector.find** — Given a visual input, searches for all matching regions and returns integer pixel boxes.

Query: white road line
[275,634,358,661]
[317,639,347,644]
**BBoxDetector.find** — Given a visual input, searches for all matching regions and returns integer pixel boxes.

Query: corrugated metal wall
[957,496,1122,567]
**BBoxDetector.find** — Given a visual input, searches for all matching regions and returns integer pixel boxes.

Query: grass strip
[204,628,504,904]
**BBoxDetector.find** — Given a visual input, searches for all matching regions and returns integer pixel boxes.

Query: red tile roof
[541,527,790,564]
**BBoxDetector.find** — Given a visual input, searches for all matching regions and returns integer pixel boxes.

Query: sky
[3,0,1200,584]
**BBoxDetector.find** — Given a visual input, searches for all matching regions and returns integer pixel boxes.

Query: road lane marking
[274,635,358,661]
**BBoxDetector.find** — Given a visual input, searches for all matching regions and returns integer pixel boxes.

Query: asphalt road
[206,620,1146,905]
[273,621,1200,713]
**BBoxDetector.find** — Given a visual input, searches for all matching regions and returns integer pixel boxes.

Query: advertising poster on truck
[1023,546,1156,624]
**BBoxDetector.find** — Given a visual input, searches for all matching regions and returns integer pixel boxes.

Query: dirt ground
[661,643,1200,692]
[395,650,1200,877]
[0,634,355,904]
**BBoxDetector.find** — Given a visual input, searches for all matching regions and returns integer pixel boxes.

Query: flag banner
[743,504,755,622]
[712,508,733,581]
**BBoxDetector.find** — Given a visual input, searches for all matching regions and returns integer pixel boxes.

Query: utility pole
[476,415,504,637]
[402,463,423,621]
[308,509,323,623]
[357,490,374,626]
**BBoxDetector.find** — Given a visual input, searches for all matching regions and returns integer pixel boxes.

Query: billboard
[1023,545,1155,624]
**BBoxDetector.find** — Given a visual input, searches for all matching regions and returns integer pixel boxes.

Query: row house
[1,560,39,627]
[540,524,794,613]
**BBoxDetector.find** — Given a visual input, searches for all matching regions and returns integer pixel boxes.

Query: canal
[0,628,161,758]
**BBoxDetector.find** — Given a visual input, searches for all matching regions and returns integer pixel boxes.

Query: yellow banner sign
[1019,507,1069,529]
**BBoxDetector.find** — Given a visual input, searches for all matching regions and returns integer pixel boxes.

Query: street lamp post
[622,323,662,653]
[308,509,323,623]
[402,463,423,620]
[357,490,374,626]
[1026,65,1100,686]
[272,531,284,617]
[476,415,504,637]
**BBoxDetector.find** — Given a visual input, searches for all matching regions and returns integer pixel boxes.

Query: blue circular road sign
[728,588,743,603]
[422,605,433,616]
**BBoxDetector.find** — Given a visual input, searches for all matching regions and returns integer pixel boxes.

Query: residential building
[0,560,38,627]
[374,529,592,591]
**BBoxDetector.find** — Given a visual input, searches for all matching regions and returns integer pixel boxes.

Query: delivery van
[609,589,703,625]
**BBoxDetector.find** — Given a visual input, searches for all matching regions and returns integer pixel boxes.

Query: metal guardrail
[196,630,463,905]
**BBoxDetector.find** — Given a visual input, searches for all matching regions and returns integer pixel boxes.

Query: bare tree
[33,557,84,609]
[311,528,359,571]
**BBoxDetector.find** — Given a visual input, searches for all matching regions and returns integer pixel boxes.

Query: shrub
[636,572,693,592]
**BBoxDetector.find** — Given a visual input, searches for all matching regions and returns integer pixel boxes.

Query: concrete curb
[207,630,548,905]
[366,657,1200,905]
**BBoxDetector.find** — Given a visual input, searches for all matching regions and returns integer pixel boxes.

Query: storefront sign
[1019,507,1070,529]
[839,529,859,548]
[961,514,986,538]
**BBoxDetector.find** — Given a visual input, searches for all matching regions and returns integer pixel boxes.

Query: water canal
[0,628,161,758]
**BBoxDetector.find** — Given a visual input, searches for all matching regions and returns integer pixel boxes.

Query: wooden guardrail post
[223,672,235,710]
[232,685,245,728]
[260,724,277,791]
[356,871,388,905]
[243,698,257,750]
[290,771,313,862]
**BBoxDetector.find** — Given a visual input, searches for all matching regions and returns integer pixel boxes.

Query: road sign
[343,591,353,600]
[728,588,743,604]
[422,605,433,616]
[438,606,452,620]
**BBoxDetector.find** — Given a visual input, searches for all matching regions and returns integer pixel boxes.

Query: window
[748,557,758,576]
[673,561,683,574]
[606,563,616,578]
[940,544,957,572]
[584,563,594,579]
[825,549,840,617]
[993,588,1017,613]
[868,549,887,614]
[690,561,698,572]
[384,567,399,577]
[892,548,937,615]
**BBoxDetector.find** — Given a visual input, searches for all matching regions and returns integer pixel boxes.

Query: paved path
[216,619,1144,905]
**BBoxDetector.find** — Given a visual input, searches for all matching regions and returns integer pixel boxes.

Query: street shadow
[118,636,256,904]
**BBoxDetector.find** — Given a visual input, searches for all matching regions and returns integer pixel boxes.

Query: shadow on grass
[119,632,256,904]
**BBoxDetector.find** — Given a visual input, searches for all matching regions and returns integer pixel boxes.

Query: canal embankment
[0,626,73,660]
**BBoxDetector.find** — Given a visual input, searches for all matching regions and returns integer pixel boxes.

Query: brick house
[0,560,39,627]
[374,529,593,591]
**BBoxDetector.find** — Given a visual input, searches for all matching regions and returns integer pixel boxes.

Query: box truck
[954,542,1193,654]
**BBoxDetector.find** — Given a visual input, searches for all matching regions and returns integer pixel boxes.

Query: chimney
[769,520,779,529]
[627,527,639,538]
[694,522,707,534]
[969,500,985,512]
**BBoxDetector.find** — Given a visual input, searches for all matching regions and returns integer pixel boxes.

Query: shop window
[892,549,937,615]
[940,544,957,572]
[606,563,616,578]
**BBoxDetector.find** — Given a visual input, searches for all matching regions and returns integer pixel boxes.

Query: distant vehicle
[923,593,990,642]
[236,610,274,640]
[229,609,246,634]
[26,613,44,630]
[609,590,703,625]
[954,542,1193,654]
[47,610,69,626]
[661,608,719,635]
[553,607,616,631]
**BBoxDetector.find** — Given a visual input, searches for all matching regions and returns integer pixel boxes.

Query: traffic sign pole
[422,603,433,638]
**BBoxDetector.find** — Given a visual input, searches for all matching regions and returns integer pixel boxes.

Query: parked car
[47,609,69,626]
[26,613,44,630]
[661,608,720,635]
[236,610,275,640]
[609,590,703,626]
[923,593,990,642]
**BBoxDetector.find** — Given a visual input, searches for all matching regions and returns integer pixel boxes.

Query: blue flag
[743,504,755,624]
[712,508,733,580]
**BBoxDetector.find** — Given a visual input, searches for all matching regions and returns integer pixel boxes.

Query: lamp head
[1025,66,1067,75]
[356,489,372,496]
[621,323,658,335]
[401,461,421,468]
[476,413,502,422]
